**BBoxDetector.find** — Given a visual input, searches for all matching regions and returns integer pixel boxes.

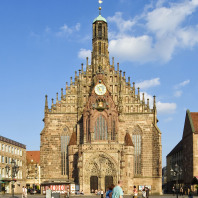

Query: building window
[2,156,4,163]
[20,149,22,156]
[0,155,1,163]
[5,145,7,152]
[111,120,116,141]
[98,23,102,38]
[2,168,5,177]
[99,42,101,54]
[61,135,70,175]
[94,115,108,140]
[2,144,4,151]
[86,119,91,142]
[5,157,7,164]
[12,147,14,154]
[8,146,11,153]
[132,134,142,175]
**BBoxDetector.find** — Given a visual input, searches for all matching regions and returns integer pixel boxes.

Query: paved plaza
[0,195,198,198]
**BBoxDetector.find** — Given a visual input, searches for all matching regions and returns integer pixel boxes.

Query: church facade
[40,11,162,194]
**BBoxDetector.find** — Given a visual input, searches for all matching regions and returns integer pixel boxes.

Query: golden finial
[98,0,103,15]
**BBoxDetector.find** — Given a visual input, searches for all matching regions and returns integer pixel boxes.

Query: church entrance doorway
[90,176,98,192]
[105,176,113,191]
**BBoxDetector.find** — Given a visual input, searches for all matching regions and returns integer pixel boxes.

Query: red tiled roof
[191,112,198,132]
[26,151,40,164]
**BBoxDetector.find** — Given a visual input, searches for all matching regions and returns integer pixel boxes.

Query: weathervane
[98,0,103,15]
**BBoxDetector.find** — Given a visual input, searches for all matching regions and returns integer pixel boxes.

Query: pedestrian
[24,187,27,198]
[106,184,115,198]
[133,186,138,198]
[112,180,124,198]
[101,189,104,198]
[180,187,183,196]
[22,186,25,198]
[188,188,193,198]
[145,187,149,198]
[46,186,52,198]
[142,188,146,198]
[173,186,175,196]
[67,190,70,198]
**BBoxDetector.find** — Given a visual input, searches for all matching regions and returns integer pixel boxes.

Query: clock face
[95,84,107,95]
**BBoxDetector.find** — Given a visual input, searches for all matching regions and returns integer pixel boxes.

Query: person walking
[133,186,138,198]
[22,186,25,198]
[145,187,149,198]
[24,187,28,198]
[106,184,115,198]
[101,189,104,198]
[173,186,175,196]
[112,180,123,198]
[142,188,146,198]
[180,187,183,196]
[46,186,52,198]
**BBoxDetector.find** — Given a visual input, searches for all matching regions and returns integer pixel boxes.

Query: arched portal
[84,153,117,193]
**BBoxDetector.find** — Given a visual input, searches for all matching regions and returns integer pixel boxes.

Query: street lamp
[5,159,19,198]
[170,163,182,198]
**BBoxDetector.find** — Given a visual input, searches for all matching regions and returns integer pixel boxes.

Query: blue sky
[0,0,198,167]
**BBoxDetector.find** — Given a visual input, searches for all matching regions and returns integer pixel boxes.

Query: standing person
[22,186,25,198]
[112,180,123,198]
[101,189,104,198]
[188,188,193,198]
[142,188,146,198]
[173,186,175,196]
[106,184,115,198]
[24,187,28,198]
[133,186,138,198]
[46,186,52,198]
[145,187,149,198]
[180,187,183,196]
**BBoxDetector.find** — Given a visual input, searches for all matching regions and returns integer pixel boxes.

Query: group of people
[172,186,194,198]
[22,186,27,198]
[104,181,149,198]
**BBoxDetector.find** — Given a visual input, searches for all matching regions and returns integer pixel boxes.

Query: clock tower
[40,3,162,195]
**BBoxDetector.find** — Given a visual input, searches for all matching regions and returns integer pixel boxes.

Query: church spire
[92,0,109,74]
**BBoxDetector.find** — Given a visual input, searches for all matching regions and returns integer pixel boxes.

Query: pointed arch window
[111,120,116,141]
[94,115,108,140]
[98,23,102,38]
[99,42,101,54]
[61,127,70,175]
[132,127,142,175]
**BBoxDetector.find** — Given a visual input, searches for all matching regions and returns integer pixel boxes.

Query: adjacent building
[0,136,26,194]
[166,110,198,193]
[40,8,162,194]
[26,151,40,191]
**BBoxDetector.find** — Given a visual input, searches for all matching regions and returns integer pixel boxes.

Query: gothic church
[40,8,162,194]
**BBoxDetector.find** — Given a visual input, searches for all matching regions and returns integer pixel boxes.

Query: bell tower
[92,7,110,75]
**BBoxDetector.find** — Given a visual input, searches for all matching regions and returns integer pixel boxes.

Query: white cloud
[174,90,183,97]
[156,101,177,114]
[136,78,160,90]
[107,12,136,33]
[108,0,198,63]
[78,49,91,60]
[175,80,190,89]
[75,23,81,31]
[56,23,81,37]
